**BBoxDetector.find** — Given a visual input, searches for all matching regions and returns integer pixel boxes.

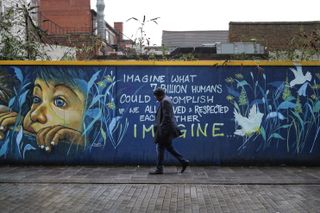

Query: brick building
[229,21,320,51]
[36,0,131,57]
[38,0,93,34]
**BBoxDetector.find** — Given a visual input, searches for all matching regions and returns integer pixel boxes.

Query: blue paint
[0,65,319,165]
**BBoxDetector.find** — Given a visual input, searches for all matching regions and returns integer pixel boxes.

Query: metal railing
[38,13,92,35]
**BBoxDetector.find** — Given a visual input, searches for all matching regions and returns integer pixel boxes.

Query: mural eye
[32,96,42,104]
[54,97,66,108]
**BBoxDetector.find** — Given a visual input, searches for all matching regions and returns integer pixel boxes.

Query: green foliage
[179,53,196,61]
[160,45,168,60]
[0,2,49,60]
[270,30,320,61]
[289,30,320,60]
[127,15,160,55]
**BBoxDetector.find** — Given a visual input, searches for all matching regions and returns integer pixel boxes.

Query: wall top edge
[0,60,320,66]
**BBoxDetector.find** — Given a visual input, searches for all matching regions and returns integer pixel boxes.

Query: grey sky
[91,0,320,46]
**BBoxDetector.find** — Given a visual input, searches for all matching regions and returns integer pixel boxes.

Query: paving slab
[0,165,319,184]
[0,166,319,212]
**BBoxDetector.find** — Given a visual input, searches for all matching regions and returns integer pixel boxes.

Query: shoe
[181,160,190,173]
[149,170,163,175]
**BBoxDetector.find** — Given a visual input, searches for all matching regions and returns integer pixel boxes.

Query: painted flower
[234,104,264,137]
[311,94,318,100]
[226,95,234,102]
[235,73,244,79]
[104,75,113,82]
[107,102,115,110]
[225,77,235,84]
[312,84,320,90]
[97,80,106,88]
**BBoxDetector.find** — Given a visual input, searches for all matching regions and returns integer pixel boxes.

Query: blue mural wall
[0,63,319,165]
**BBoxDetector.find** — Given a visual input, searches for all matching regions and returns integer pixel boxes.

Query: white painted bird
[289,66,312,87]
[234,104,264,136]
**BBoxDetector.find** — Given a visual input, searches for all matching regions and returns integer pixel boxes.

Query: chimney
[114,22,123,44]
[96,0,106,40]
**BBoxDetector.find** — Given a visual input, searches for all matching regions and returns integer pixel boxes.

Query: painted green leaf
[313,100,320,113]
[291,111,304,132]
[23,144,36,159]
[89,95,104,108]
[237,80,249,88]
[278,101,295,110]
[8,97,15,108]
[18,90,29,107]
[87,71,101,91]
[0,138,9,157]
[233,101,240,113]
[13,67,24,82]
[269,133,285,141]
[100,127,107,144]
[260,126,266,142]
[16,127,24,157]
[306,103,316,121]
[109,116,122,133]
[82,110,102,135]
[279,124,292,129]
[285,96,295,102]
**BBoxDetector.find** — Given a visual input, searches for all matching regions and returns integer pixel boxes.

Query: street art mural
[0,63,319,165]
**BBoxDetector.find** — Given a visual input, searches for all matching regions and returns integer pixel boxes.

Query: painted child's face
[23,78,86,133]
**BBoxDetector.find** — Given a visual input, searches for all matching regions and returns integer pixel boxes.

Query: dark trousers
[156,141,187,171]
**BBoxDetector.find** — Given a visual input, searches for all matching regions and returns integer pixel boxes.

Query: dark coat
[154,95,181,144]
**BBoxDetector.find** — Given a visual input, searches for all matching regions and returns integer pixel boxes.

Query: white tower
[96,0,106,40]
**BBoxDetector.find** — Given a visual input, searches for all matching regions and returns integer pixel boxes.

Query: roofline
[1,60,320,67]
[162,30,229,33]
[105,22,117,34]
[229,21,320,25]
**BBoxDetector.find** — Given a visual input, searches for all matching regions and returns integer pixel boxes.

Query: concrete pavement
[0,165,319,212]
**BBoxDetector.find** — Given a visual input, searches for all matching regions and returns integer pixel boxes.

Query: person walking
[149,88,189,175]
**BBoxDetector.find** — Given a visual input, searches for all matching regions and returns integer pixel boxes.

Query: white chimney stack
[96,0,106,40]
